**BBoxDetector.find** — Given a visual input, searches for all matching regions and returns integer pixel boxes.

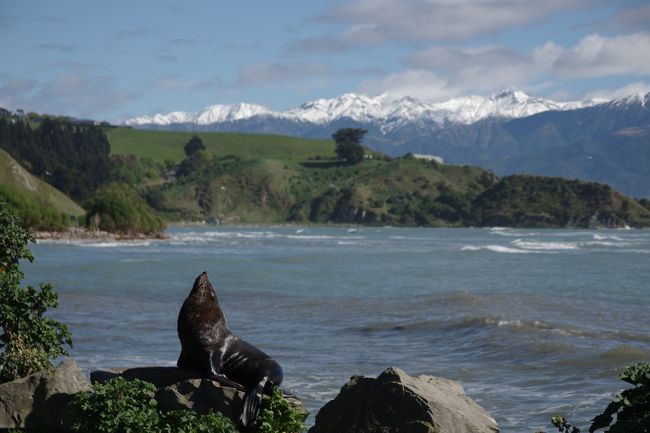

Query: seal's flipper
[241,378,266,427]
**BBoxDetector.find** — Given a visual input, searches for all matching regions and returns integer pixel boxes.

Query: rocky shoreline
[0,360,499,433]
[35,227,167,242]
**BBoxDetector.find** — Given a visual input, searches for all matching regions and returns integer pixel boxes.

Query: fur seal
[177,272,283,427]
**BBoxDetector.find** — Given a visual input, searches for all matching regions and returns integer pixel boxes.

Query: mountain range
[125,89,650,198]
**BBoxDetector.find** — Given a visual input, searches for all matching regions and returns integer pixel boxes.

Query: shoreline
[35,227,167,242]
[33,223,643,244]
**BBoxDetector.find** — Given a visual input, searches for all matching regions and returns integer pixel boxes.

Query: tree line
[0,113,111,202]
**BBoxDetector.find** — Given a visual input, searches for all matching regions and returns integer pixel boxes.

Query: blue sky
[2,0,649,122]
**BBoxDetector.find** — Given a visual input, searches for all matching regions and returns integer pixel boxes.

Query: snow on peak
[124,89,602,130]
[125,102,270,126]
[607,92,650,108]
[286,93,390,123]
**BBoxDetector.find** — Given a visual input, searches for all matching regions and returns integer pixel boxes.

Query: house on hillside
[413,154,444,164]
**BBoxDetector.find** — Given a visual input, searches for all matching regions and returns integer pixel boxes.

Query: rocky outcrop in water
[309,367,499,433]
[0,359,92,430]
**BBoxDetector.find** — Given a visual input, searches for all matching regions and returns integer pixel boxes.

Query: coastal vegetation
[1,108,650,232]
[70,377,238,433]
[0,115,111,202]
[70,377,306,433]
[0,201,72,382]
[0,148,84,230]
[84,182,165,235]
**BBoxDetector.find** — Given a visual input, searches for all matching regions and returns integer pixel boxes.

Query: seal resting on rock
[177,272,284,427]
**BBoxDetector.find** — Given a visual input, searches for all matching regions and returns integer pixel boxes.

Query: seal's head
[190,271,216,299]
[185,271,226,323]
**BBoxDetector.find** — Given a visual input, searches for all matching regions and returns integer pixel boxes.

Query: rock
[90,366,215,388]
[0,358,92,430]
[155,378,246,422]
[91,366,307,425]
[309,367,499,433]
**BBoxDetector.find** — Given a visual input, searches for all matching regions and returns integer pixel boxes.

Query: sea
[26,225,650,432]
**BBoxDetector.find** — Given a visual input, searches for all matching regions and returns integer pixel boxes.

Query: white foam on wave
[169,230,368,245]
[461,245,537,254]
[489,230,539,237]
[593,234,625,241]
[81,241,153,248]
[170,230,280,243]
[511,239,578,250]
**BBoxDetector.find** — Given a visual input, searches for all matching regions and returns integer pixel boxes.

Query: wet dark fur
[177,272,283,426]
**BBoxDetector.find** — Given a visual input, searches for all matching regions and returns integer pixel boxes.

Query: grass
[105,127,336,164]
[0,149,85,217]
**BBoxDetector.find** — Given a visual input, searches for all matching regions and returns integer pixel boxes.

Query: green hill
[147,153,489,225]
[471,175,650,228]
[105,128,335,164]
[102,127,650,228]
[0,148,85,229]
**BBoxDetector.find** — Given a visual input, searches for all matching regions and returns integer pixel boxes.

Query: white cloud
[0,66,135,117]
[584,81,650,101]
[235,62,333,87]
[364,32,650,102]
[359,70,456,101]
[291,0,588,54]
[550,33,650,77]
[609,3,650,31]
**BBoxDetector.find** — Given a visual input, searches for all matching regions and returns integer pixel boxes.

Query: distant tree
[332,128,366,165]
[184,135,206,157]
[0,116,111,201]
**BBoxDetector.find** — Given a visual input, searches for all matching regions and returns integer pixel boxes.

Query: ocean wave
[343,316,581,338]
[511,239,578,250]
[344,315,650,347]
[81,241,154,248]
[169,231,366,244]
[614,249,650,254]
[600,345,650,363]
[490,230,540,237]
[593,234,625,241]
[461,245,539,254]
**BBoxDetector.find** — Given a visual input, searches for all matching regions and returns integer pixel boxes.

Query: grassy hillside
[0,149,84,216]
[107,127,650,229]
[148,155,497,225]
[106,127,336,164]
[0,148,85,229]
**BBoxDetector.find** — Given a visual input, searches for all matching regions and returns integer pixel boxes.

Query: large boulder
[309,367,499,433]
[91,366,307,425]
[0,358,92,430]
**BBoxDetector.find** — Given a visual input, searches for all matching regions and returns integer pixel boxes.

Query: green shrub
[0,201,72,382]
[253,387,307,433]
[589,362,650,432]
[71,378,160,433]
[84,182,165,235]
[163,410,238,433]
[71,377,306,433]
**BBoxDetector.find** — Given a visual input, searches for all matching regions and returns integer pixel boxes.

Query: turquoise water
[26,226,650,432]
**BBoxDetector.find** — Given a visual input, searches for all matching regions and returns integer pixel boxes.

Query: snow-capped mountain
[124,89,598,131]
[123,90,650,198]
[126,102,271,126]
